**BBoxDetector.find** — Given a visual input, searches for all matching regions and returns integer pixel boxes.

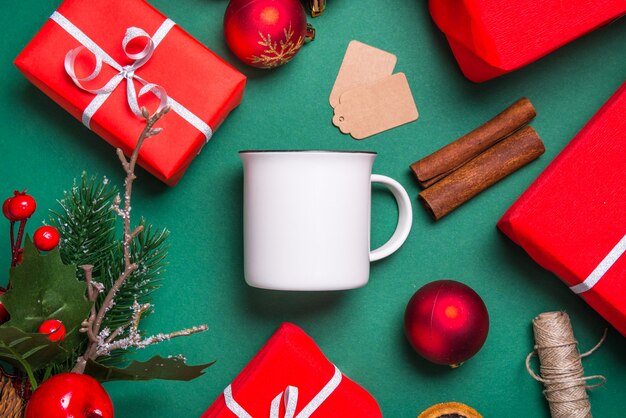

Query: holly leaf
[84,356,214,382]
[0,327,66,371]
[1,237,93,353]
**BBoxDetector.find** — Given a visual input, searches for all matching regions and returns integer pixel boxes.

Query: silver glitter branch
[72,107,208,374]
[95,301,208,357]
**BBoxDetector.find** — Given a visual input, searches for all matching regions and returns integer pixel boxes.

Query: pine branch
[98,222,168,365]
[50,174,169,368]
[50,173,118,276]
[102,222,167,330]
[72,107,207,374]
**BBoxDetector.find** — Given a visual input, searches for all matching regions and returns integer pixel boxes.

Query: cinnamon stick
[419,125,545,220]
[410,97,536,188]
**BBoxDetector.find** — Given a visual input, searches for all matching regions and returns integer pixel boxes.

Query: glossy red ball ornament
[8,192,37,221]
[24,373,114,418]
[224,0,313,68]
[38,319,66,342]
[33,226,61,251]
[404,280,489,366]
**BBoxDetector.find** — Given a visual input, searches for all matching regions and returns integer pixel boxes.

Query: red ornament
[33,226,61,251]
[38,319,66,342]
[404,280,489,366]
[0,290,9,324]
[24,373,114,418]
[224,0,314,68]
[8,192,37,221]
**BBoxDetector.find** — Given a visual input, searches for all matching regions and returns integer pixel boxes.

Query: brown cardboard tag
[332,73,418,140]
[329,40,396,108]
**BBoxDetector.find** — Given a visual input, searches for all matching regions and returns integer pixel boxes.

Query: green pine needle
[50,172,118,274]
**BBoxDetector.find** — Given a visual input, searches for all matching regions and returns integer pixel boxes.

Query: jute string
[525,311,606,418]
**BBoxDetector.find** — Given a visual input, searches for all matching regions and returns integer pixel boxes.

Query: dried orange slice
[418,402,482,418]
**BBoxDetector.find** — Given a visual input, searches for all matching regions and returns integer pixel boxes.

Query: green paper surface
[1,1,625,416]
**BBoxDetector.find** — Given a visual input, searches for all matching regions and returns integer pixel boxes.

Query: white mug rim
[239,150,377,155]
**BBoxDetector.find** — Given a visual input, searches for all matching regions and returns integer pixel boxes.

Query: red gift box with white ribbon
[429,0,626,82]
[498,82,626,336]
[202,323,382,418]
[15,0,246,186]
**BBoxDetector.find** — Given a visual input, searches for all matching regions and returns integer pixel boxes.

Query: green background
[1,1,625,416]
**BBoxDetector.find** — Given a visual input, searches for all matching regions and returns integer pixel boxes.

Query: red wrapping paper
[14,0,246,186]
[202,323,382,417]
[498,82,626,336]
[429,0,626,82]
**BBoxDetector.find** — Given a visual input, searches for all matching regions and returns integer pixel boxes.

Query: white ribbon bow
[50,11,212,141]
[223,365,342,418]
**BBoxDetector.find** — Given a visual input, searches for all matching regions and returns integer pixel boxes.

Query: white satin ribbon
[570,233,626,294]
[49,11,212,142]
[224,365,342,418]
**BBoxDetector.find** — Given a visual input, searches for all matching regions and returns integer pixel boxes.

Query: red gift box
[14,0,246,186]
[429,0,626,82]
[498,82,626,336]
[202,323,382,418]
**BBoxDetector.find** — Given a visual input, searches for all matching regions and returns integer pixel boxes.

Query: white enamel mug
[240,150,413,291]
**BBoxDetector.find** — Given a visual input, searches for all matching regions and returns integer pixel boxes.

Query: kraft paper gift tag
[329,40,397,108]
[332,73,418,140]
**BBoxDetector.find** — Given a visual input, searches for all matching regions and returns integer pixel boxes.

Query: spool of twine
[526,312,606,418]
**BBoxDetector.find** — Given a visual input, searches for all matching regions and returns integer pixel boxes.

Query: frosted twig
[72,106,206,374]
[95,301,208,357]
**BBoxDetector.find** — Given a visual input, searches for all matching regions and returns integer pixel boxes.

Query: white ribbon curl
[570,233,626,294]
[223,365,342,418]
[50,11,212,142]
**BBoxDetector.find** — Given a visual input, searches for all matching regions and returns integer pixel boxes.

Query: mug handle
[369,174,413,262]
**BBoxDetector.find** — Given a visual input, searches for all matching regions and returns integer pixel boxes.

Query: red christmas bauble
[404,280,489,366]
[224,0,312,68]
[24,373,113,418]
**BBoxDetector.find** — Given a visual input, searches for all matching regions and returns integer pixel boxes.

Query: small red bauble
[404,280,489,366]
[0,290,9,324]
[8,192,36,221]
[33,226,61,251]
[38,319,66,342]
[224,0,313,68]
[2,197,14,221]
[24,373,114,418]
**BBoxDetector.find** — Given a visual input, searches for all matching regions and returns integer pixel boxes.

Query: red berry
[0,290,9,324]
[33,226,60,251]
[2,197,14,221]
[24,373,114,418]
[8,192,36,221]
[38,319,66,342]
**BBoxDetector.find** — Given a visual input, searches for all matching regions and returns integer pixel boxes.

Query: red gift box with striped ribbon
[202,323,382,418]
[498,82,626,336]
[15,0,246,186]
